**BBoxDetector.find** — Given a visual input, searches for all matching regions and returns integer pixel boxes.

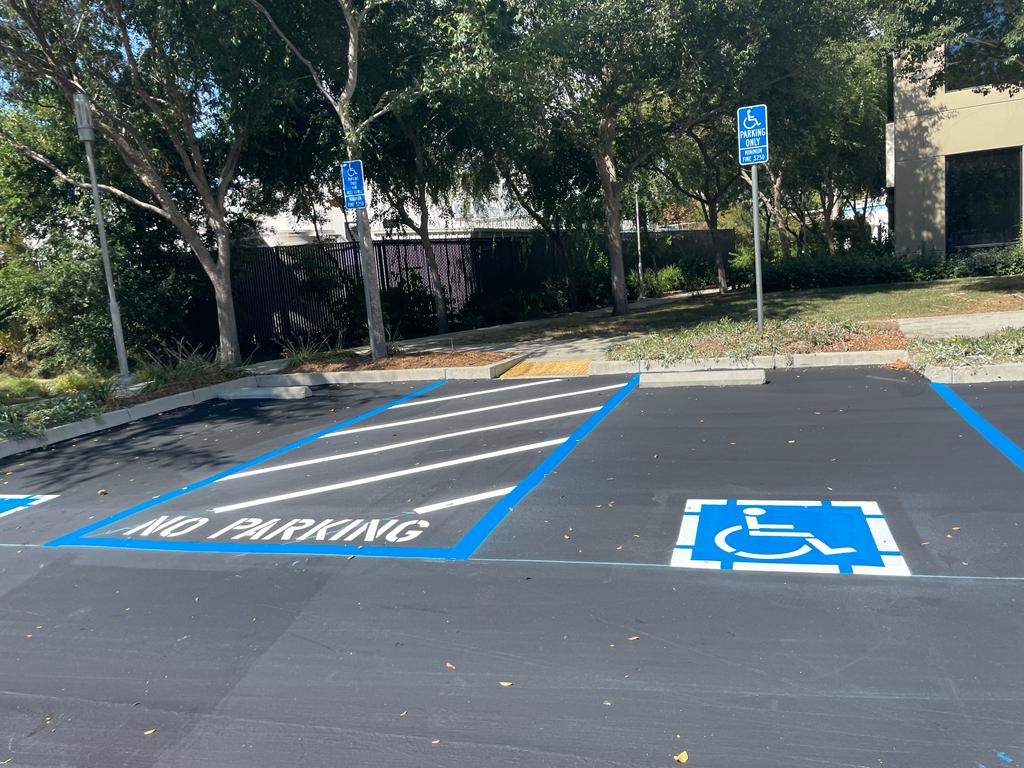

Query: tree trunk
[821,187,837,254]
[708,208,728,294]
[770,170,791,259]
[420,232,449,335]
[417,190,448,336]
[210,235,241,365]
[594,119,628,315]
[355,206,387,357]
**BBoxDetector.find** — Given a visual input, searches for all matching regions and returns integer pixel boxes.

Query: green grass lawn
[449,275,1024,345]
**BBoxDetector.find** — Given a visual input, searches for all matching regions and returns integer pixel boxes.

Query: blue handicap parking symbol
[671,499,909,576]
[0,494,58,520]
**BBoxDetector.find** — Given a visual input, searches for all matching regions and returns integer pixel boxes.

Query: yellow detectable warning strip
[501,359,591,378]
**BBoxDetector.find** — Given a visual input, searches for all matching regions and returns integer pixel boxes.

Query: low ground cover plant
[608,318,904,363]
[910,328,1024,367]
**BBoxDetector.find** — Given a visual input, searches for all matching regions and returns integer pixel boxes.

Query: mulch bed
[290,350,511,373]
[816,328,910,353]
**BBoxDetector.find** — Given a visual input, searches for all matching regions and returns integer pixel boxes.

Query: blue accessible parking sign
[341,159,367,209]
[737,104,768,166]
[671,499,909,576]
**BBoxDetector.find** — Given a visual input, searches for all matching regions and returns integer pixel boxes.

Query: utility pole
[73,93,134,386]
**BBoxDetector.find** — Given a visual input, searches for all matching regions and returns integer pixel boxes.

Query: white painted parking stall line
[414,487,516,514]
[220,407,601,481]
[320,383,626,438]
[213,438,568,514]
[389,379,562,409]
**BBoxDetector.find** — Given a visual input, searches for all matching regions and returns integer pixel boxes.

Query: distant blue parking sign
[671,499,909,576]
[341,159,367,209]
[737,104,769,165]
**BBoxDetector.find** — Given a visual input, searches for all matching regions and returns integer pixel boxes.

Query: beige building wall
[891,63,1024,257]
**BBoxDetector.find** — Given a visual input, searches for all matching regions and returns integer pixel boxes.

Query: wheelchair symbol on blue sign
[672,499,909,576]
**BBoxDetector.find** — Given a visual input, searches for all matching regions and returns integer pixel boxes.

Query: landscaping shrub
[911,327,1024,366]
[137,341,240,396]
[0,234,211,375]
[729,241,1024,293]
[608,317,866,364]
[0,391,105,439]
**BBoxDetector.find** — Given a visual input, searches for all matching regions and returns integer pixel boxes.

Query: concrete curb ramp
[640,370,767,388]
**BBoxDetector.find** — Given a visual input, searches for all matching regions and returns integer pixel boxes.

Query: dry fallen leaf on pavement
[673,751,689,763]
[627,635,639,641]
[444,661,455,670]
[143,728,157,736]
[431,739,441,745]
[399,710,407,717]
[97,488,108,495]
[498,681,513,687]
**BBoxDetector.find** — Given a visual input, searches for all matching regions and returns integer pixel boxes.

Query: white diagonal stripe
[390,379,561,409]
[414,487,515,514]
[213,438,567,513]
[220,407,600,481]
[319,383,624,438]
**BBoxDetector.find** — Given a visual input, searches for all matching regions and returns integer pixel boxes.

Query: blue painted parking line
[460,373,640,558]
[671,499,910,576]
[0,494,58,520]
[931,382,1024,473]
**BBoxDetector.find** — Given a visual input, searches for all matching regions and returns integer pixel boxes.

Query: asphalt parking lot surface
[0,368,1021,767]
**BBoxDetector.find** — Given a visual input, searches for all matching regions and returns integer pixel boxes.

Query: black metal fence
[232,230,734,354]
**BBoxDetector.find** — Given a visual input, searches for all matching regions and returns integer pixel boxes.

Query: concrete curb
[220,386,312,400]
[640,370,767,388]
[0,355,525,462]
[0,375,255,462]
[595,350,909,375]
[922,363,1024,384]
[254,354,527,387]
[786,350,908,368]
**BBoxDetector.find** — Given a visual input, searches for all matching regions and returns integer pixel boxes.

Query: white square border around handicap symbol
[670,499,910,577]
[0,494,59,520]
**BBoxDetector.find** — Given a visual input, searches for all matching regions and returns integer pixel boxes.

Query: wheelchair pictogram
[671,499,910,576]
[741,109,762,131]
[713,506,856,560]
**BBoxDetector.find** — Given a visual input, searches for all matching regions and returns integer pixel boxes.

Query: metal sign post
[634,185,644,300]
[737,104,769,332]
[73,93,133,385]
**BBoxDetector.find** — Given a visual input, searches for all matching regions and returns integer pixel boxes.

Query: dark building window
[945,147,1022,250]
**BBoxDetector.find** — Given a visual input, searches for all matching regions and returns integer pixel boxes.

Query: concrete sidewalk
[898,309,1024,339]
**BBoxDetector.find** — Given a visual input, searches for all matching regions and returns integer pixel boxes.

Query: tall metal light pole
[72,93,133,385]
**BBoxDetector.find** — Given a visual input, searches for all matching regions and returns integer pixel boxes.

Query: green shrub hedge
[729,242,1024,292]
